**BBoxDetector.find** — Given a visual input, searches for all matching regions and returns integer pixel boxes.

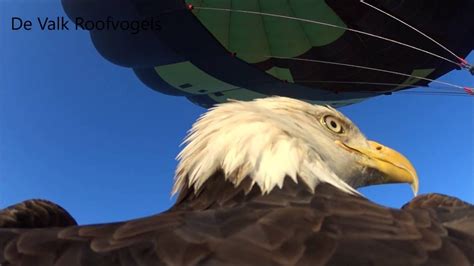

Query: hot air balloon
[61,0,474,107]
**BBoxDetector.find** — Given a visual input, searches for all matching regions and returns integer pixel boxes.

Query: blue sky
[1,1,473,225]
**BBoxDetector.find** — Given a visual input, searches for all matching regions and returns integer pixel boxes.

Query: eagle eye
[322,115,344,134]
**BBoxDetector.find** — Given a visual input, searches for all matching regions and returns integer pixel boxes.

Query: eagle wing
[0,200,77,228]
[403,193,474,235]
[0,186,473,266]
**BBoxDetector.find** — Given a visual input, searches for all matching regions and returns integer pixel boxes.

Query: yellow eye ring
[322,115,344,134]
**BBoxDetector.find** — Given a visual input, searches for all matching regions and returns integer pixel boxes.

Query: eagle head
[173,97,418,196]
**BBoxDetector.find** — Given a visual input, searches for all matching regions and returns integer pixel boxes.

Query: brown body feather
[0,175,472,266]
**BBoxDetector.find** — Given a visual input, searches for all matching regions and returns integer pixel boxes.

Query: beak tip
[411,182,419,197]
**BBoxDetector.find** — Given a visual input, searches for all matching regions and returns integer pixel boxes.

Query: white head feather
[173,97,369,196]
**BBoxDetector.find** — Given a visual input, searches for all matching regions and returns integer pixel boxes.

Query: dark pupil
[330,121,337,128]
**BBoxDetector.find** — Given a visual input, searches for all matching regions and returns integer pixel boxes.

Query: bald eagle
[0,97,473,265]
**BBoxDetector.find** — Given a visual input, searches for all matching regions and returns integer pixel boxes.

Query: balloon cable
[190,5,473,96]
[360,0,474,73]
[293,80,471,96]
[192,6,461,68]
[209,80,470,97]
[295,80,458,91]
[267,55,467,91]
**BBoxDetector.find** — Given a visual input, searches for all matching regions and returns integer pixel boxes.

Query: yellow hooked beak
[336,140,419,196]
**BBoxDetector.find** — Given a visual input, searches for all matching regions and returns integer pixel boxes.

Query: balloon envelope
[62,0,474,107]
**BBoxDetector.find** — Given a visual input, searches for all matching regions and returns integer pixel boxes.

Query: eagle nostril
[376,146,383,151]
